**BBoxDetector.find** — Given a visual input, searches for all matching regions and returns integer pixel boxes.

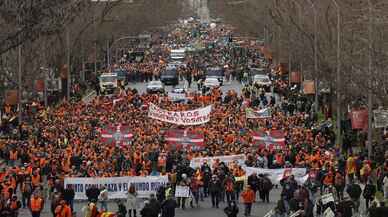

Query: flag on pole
[100,125,133,146]
[245,107,271,119]
[164,129,205,151]
[252,129,285,150]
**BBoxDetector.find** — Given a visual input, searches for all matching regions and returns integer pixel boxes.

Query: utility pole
[107,39,110,69]
[18,31,22,125]
[17,14,22,125]
[332,0,342,148]
[93,6,97,75]
[367,0,373,159]
[66,27,71,100]
[307,0,319,113]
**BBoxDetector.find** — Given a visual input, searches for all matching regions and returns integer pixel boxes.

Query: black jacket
[141,199,161,217]
[247,175,259,191]
[63,188,75,202]
[224,205,239,217]
[161,199,177,217]
[346,183,362,199]
[208,180,222,193]
[85,187,100,201]
[363,183,376,199]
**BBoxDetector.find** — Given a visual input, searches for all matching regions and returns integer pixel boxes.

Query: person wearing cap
[241,185,255,217]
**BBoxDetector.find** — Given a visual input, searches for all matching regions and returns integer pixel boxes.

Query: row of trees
[0,0,184,102]
[210,0,388,107]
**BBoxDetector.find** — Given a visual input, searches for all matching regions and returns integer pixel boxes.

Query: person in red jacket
[241,185,255,217]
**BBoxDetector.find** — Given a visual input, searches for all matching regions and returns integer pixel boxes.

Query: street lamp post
[288,0,303,82]
[40,67,49,107]
[367,0,373,159]
[66,28,71,100]
[331,0,342,147]
[18,33,22,125]
[108,36,139,68]
[307,0,319,113]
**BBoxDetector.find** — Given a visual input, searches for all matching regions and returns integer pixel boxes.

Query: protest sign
[164,129,205,151]
[175,186,190,198]
[290,71,302,83]
[373,109,388,128]
[252,130,285,150]
[64,176,168,200]
[323,207,335,217]
[148,103,212,125]
[100,125,133,146]
[289,210,303,217]
[321,193,335,205]
[190,154,246,169]
[244,167,307,184]
[246,107,271,119]
[303,80,315,94]
[350,109,368,130]
[168,92,186,102]
[5,90,18,105]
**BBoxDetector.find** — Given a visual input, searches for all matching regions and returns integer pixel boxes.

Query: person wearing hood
[161,195,177,217]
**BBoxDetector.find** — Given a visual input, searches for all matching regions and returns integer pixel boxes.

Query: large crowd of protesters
[0,19,388,217]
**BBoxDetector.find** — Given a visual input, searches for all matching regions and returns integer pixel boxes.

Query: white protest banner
[190,154,246,169]
[323,207,335,217]
[148,103,212,125]
[64,176,168,200]
[321,193,335,205]
[289,210,303,217]
[168,92,187,102]
[175,186,190,198]
[244,167,307,184]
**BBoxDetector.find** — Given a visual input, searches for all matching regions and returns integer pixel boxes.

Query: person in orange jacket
[29,193,44,217]
[54,200,72,217]
[241,185,255,217]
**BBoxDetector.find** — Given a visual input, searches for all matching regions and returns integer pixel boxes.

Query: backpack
[225,180,234,192]
[262,178,273,190]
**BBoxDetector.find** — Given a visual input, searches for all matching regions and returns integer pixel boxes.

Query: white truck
[99,73,119,94]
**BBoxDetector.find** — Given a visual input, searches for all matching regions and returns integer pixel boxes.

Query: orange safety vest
[10,150,18,160]
[10,200,18,210]
[30,197,43,212]
[31,175,40,187]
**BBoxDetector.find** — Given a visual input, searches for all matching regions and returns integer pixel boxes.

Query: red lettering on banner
[193,111,199,117]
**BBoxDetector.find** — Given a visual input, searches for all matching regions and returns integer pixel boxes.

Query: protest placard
[321,193,335,205]
[175,186,190,198]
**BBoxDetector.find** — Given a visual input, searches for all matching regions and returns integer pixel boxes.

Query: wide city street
[1,1,388,217]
